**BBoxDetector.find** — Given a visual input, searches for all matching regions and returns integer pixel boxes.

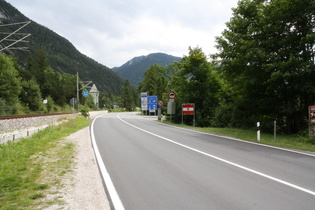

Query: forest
[0,48,119,115]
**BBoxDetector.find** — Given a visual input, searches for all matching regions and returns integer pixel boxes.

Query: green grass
[161,121,315,152]
[0,116,90,209]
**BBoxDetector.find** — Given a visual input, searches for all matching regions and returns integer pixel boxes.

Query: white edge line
[91,115,125,210]
[119,114,315,196]
[147,117,315,158]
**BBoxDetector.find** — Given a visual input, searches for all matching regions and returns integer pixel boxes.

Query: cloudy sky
[6,0,239,68]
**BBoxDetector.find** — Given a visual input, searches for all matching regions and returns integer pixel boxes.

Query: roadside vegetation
[0,116,90,209]
[162,120,315,152]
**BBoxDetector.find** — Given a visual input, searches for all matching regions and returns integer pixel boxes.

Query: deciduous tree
[214,0,315,133]
[168,47,221,127]
[0,54,21,114]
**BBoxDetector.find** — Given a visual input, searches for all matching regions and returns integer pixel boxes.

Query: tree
[99,92,116,110]
[85,94,96,110]
[121,80,136,111]
[168,47,221,127]
[26,48,77,107]
[20,79,42,111]
[57,73,77,106]
[0,54,21,114]
[214,0,315,133]
[27,48,49,87]
[139,64,167,100]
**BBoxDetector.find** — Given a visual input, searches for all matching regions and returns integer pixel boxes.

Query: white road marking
[167,123,315,157]
[118,113,315,196]
[91,115,125,210]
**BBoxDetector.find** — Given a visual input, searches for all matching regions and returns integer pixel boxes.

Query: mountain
[112,53,181,86]
[0,0,124,95]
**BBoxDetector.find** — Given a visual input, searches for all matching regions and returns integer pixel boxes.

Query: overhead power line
[0,21,31,53]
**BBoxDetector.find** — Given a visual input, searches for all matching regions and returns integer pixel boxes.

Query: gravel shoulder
[61,126,111,210]
[45,111,111,209]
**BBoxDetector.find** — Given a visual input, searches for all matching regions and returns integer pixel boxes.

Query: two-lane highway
[92,112,315,210]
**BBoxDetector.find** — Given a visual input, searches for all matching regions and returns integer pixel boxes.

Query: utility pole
[76,72,93,111]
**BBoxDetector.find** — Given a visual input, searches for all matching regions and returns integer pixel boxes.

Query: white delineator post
[257,122,260,141]
[274,120,276,142]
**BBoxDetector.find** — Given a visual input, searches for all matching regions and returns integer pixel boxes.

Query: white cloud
[5,0,239,68]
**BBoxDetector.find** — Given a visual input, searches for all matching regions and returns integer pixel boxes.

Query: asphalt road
[92,112,315,210]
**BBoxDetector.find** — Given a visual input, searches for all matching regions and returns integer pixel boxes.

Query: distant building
[89,84,99,109]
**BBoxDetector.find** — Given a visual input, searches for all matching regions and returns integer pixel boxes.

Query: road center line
[118,114,315,196]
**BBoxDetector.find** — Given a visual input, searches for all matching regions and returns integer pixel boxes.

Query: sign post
[141,92,148,114]
[182,103,195,126]
[167,92,176,122]
[70,98,77,119]
[147,96,157,115]
[158,100,164,121]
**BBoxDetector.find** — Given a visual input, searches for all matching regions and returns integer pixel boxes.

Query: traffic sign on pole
[82,90,89,97]
[168,91,176,99]
[148,96,157,112]
[182,103,196,126]
[158,100,164,107]
[70,98,77,106]
[141,92,148,111]
[182,104,195,115]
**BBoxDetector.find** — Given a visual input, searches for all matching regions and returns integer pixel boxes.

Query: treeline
[134,0,315,134]
[0,49,107,114]
[137,48,221,128]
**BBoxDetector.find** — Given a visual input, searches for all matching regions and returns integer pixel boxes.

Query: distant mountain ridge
[112,53,181,86]
[0,0,124,95]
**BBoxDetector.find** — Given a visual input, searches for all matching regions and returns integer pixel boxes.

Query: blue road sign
[82,90,89,97]
[147,96,157,111]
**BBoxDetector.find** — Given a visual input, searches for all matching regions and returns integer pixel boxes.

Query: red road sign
[182,104,195,115]
[168,91,176,99]
[158,100,164,107]
[310,106,315,124]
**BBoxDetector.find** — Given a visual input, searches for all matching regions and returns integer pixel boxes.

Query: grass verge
[0,116,90,209]
[161,121,315,152]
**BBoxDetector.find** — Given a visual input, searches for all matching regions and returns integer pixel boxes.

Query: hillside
[0,0,124,95]
[112,53,181,86]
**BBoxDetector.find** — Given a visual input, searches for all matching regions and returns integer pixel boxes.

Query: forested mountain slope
[112,53,181,86]
[0,0,123,95]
